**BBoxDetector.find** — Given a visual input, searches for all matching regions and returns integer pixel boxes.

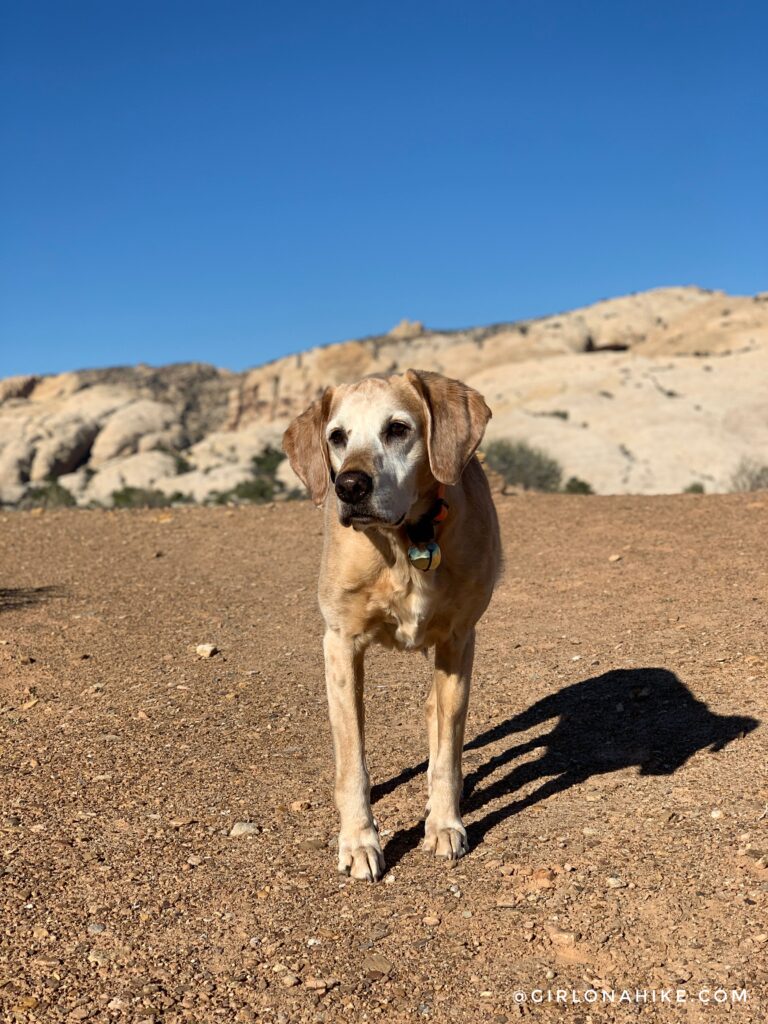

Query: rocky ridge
[1,285,766,505]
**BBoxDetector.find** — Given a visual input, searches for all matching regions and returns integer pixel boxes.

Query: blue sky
[1,1,766,377]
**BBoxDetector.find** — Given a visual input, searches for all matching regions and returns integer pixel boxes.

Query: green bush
[111,487,173,509]
[209,445,287,505]
[252,445,286,477]
[563,476,594,494]
[484,439,563,492]
[22,481,76,509]
[211,477,275,505]
[683,482,705,494]
[731,459,768,493]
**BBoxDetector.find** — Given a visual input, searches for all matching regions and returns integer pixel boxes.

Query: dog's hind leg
[324,628,384,882]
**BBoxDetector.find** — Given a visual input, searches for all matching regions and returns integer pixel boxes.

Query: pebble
[290,799,311,812]
[422,915,441,926]
[86,922,105,935]
[710,808,724,819]
[186,854,202,867]
[532,867,556,889]
[281,973,300,988]
[547,926,577,946]
[608,554,622,563]
[195,643,218,658]
[230,821,260,837]
[299,837,326,851]
[606,876,627,889]
[362,953,393,978]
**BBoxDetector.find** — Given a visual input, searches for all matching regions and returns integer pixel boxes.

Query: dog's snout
[335,470,373,505]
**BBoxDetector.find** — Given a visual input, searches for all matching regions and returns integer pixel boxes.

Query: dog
[283,369,501,880]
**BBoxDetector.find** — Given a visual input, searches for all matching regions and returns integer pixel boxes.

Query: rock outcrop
[1,287,767,505]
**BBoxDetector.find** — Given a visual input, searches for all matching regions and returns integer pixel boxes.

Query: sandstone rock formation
[1,286,766,505]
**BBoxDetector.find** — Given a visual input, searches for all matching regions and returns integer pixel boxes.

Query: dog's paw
[423,818,468,861]
[337,826,385,882]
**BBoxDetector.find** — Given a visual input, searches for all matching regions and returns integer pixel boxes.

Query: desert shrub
[111,487,173,509]
[22,481,76,509]
[211,477,275,505]
[484,439,563,492]
[683,482,705,494]
[731,458,768,493]
[563,476,594,494]
[252,445,285,477]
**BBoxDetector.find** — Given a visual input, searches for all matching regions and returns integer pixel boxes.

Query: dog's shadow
[376,668,759,870]
[0,585,64,612]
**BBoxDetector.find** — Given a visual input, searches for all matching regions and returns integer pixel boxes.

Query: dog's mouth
[339,508,406,530]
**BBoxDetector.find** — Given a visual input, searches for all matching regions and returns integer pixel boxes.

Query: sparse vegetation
[731,458,768,493]
[563,476,594,494]
[111,487,173,509]
[212,477,274,505]
[484,439,563,493]
[21,481,76,509]
[210,446,288,505]
[683,482,705,494]
[252,445,285,477]
[483,440,596,495]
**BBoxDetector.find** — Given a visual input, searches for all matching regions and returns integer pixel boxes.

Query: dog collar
[406,485,448,572]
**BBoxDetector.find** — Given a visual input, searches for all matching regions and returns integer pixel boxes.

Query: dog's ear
[282,388,334,505]
[406,369,491,485]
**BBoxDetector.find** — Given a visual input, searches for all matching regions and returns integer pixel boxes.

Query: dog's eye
[328,428,347,447]
[385,421,411,442]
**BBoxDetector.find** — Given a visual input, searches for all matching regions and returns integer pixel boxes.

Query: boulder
[0,375,39,404]
[186,423,285,472]
[83,450,179,506]
[29,418,101,482]
[0,437,35,500]
[156,463,256,503]
[90,399,180,465]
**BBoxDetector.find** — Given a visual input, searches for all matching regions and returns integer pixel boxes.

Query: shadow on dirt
[0,586,64,612]
[380,667,759,870]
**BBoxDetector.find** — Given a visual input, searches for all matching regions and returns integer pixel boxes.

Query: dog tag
[408,540,441,572]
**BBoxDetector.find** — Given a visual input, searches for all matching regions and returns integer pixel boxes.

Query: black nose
[335,470,373,505]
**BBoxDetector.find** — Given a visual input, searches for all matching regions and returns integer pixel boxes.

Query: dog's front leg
[323,628,384,881]
[424,628,475,860]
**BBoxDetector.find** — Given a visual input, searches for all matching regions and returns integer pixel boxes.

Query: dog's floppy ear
[406,369,491,485]
[282,388,334,505]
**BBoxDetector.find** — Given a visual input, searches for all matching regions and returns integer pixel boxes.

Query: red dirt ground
[1,494,767,1022]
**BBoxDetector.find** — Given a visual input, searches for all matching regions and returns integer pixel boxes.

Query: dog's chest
[374,571,439,650]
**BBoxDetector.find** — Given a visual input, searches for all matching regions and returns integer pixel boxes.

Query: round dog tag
[408,540,442,572]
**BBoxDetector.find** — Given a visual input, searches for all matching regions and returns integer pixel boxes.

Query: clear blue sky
[1,1,766,378]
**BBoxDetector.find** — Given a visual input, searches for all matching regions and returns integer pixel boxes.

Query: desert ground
[1,494,767,1023]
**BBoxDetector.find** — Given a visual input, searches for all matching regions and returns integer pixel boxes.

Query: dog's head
[283,370,491,529]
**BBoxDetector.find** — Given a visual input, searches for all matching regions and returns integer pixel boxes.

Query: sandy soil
[1,494,767,1023]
